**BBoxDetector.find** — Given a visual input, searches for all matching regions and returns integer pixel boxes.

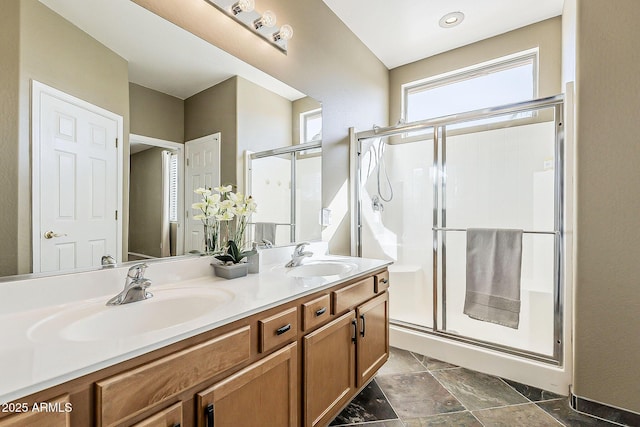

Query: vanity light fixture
[205,0,293,53]
[231,0,254,15]
[439,11,465,28]
[273,24,293,42]
[253,10,276,30]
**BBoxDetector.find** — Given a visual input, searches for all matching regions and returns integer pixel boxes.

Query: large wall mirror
[0,0,321,279]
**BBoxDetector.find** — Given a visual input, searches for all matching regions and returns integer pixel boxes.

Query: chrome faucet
[285,242,313,268]
[101,255,116,267]
[106,263,153,306]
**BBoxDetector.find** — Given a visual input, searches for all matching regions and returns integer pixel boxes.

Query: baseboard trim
[570,392,640,426]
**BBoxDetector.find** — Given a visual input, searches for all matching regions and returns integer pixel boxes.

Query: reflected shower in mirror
[0,0,320,279]
[248,141,322,247]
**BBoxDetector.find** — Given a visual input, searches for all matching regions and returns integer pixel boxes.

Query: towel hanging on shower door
[464,228,523,329]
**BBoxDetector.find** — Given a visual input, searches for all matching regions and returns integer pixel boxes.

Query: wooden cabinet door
[356,292,389,387]
[131,402,182,427]
[196,343,298,427]
[303,311,357,427]
[0,395,70,427]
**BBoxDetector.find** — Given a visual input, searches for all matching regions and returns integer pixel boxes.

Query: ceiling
[39,0,305,100]
[321,0,564,69]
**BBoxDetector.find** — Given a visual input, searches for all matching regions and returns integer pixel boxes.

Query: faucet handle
[294,242,310,254]
[127,263,148,279]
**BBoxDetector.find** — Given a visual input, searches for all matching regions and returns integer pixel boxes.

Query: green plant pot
[212,262,249,279]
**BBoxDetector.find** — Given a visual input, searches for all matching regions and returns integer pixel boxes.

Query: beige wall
[130,83,184,143]
[133,0,389,255]
[9,0,130,275]
[184,76,237,186]
[292,96,322,146]
[573,0,640,413]
[389,17,562,125]
[129,147,164,258]
[0,1,20,276]
[237,77,292,190]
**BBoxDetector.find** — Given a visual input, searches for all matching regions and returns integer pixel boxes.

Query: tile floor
[329,347,620,427]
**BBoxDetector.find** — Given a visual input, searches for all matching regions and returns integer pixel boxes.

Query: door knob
[44,230,67,239]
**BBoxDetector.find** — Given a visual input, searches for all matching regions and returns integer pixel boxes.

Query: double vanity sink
[26,261,357,344]
[0,246,390,424]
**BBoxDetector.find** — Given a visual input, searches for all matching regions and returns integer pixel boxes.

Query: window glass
[405,52,537,123]
[302,110,322,143]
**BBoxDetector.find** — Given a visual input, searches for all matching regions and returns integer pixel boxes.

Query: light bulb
[254,10,276,29]
[231,0,254,15]
[273,24,293,42]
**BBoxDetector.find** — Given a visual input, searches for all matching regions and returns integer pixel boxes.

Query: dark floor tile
[377,347,427,376]
[538,398,620,426]
[502,378,564,401]
[376,372,465,418]
[332,421,405,427]
[432,368,528,411]
[473,403,561,426]
[411,352,457,371]
[404,411,482,426]
[329,380,398,426]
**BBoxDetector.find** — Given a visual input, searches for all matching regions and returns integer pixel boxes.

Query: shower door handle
[360,314,366,338]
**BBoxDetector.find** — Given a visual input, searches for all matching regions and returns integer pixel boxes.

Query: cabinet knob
[315,307,327,317]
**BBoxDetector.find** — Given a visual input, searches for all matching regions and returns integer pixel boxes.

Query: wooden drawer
[259,307,298,353]
[302,294,331,331]
[131,402,182,427]
[332,277,375,314]
[96,326,251,427]
[374,270,389,293]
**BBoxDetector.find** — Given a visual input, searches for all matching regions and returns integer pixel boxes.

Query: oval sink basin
[285,262,356,278]
[28,287,234,343]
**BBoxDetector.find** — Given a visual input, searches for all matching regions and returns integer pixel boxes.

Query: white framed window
[402,49,538,124]
[300,108,322,143]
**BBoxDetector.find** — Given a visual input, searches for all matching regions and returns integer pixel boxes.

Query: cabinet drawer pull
[380,278,388,284]
[206,403,214,427]
[351,319,357,343]
[276,324,291,335]
[360,314,366,338]
[172,424,181,427]
[315,307,327,317]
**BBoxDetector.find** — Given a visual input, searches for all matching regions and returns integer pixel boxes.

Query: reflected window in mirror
[301,109,322,143]
[248,143,322,247]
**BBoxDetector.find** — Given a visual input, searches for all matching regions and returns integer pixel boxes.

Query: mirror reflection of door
[184,134,221,253]
[128,135,184,261]
[33,81,123,273]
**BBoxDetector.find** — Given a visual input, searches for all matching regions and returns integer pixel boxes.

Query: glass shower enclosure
[353,96,564,364]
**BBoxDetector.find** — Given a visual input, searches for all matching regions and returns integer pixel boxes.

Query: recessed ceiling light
[439,11,465,28]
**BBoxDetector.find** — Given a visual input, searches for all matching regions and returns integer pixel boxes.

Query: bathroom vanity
[0,253,390,427]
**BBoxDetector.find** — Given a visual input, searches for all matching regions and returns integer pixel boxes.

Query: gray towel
[254,222,277,245]
[464,228,523,329]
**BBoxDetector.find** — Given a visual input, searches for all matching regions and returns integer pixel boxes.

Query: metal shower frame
[351,95,565,365]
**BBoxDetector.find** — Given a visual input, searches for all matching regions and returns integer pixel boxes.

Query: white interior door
[184,133,221,253]
[33,81,123,273]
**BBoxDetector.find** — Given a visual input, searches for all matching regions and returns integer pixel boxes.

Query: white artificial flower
[214,185,233,194]
[191,202,206,210]
[216,211,234,221]
[220,199,235,209]
[195,187,212,196]
[207,193,221,204]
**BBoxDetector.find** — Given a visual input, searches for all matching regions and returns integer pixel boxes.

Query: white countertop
[0,248,390,404]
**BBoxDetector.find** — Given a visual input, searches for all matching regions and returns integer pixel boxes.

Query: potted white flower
[192,185,258,279]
